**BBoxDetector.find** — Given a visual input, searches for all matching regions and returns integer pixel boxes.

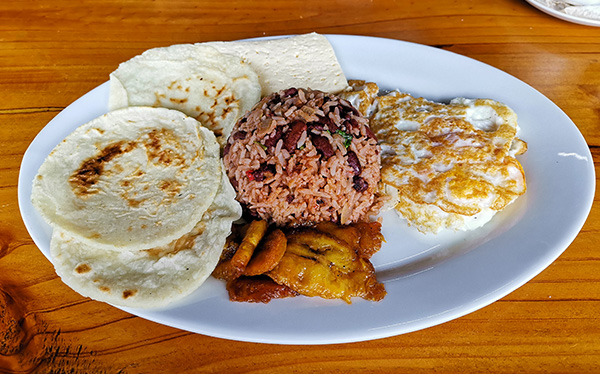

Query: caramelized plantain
[353,221,384,259]
[315,221,360,251]
[227,275,298,303]
[267,228,386,303]
[212,235,240,281]
[212,220,267,281]
[315,221,383,259]
[214,220,386,303]
[232,220,268,267]
[244,229,287,276]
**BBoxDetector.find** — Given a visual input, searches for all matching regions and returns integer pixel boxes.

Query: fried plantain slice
[314,221,383,259]
[315,221,360,251]
[353,221,384,259]
[232,220,267,267]
[268,228,386,303]
[286,231,356,264]
[227,275,298,303]
[244,229,287,276]
[212,220,268,281]
[212,234,240,281]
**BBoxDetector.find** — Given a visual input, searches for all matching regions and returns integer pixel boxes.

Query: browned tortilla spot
[143,129,185,167]
[153,92,167,107]
[196,111,216,126]
[75,264,91,274]
[111,163,124,174]
[69,140,136,197]
[224,95,235,105]
[122,290,137,299]
[169,97,188,104]
[159,179,182,197]
[222,106,233,117]
[124,196,144,208]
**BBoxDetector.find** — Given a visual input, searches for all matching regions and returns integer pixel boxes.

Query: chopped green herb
[336,130,353,148]
[254,141,267,151]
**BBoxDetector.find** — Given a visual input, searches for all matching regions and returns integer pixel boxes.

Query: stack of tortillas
[31,33,348,308]
[32,107,241,308]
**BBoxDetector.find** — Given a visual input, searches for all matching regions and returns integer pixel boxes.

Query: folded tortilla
[204,33,348,96]
[109,44,261,143]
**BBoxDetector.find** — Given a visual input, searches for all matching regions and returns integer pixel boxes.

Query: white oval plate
[525,0,600,26]
[18,35,595,345]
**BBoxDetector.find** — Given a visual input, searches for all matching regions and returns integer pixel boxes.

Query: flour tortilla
[50,170,241,308]
[204,33,348,97]
[32,106,221,251]
[109,44,261,142]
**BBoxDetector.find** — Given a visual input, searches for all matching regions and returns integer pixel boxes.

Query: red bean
[283,120,307,152]
[229,175,238,189]
[318,114,338,132]
[264,126,284,148]
[340,99,360,116]
[346,151,361,175]
[311,134,335,159]
[352,176,369,192]
[308,121,324,132]
[250,163,276,182]
[233,130,247,140]
[283,88,298,96]
[364,125,377,141]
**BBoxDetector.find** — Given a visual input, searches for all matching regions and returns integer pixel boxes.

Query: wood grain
[1,0,599,372]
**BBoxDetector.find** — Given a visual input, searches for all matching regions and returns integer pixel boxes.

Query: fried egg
[370,91,527,234]
[337,80,380,118]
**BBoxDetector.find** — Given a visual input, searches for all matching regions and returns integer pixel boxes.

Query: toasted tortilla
[109,44,261,142]
[204,33,348,96]
[50,170,241,308]
[32,107,221,251]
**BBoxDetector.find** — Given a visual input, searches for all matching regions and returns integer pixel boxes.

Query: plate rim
[524,0,600,26]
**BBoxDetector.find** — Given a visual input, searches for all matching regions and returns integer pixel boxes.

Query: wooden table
[1,0,599,372]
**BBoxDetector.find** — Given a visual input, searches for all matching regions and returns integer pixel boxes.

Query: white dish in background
[525,0,600,26]
[18,35,595,344]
